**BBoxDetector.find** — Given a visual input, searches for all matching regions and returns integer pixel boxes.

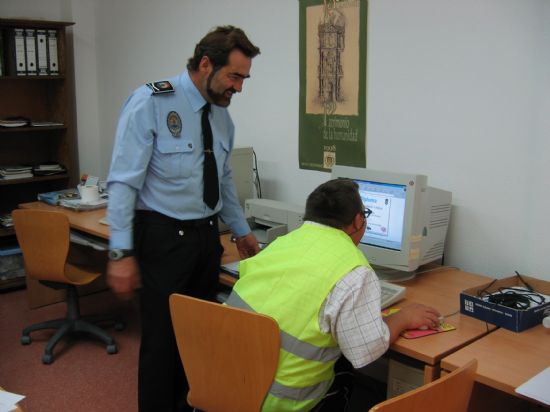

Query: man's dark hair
[187,25,260,71]
[303,178,363,229]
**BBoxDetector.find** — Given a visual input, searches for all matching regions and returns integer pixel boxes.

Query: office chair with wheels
[169,294,280,412]
[12,209,124,364]
[369,359,477,412]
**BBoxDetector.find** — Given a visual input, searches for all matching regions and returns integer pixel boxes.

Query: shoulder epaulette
[146,80,175,95]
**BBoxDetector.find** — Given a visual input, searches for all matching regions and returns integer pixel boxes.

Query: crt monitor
[331,165,452,281]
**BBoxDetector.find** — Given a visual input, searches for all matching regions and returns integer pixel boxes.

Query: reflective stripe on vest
[269,378,332,401]
[226,291,341,363]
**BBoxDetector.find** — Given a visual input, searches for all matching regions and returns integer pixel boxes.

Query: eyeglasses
[363,208,373,219]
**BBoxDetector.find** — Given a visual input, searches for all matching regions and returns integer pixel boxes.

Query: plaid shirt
[319,266,390,368]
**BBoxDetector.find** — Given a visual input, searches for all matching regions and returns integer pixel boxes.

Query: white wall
[2,0,549,280]
[367,0,549,279]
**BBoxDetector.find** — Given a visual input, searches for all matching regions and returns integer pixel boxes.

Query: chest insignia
[166,111,182,137]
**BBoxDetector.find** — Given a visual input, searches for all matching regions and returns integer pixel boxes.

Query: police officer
[106,26,261,412]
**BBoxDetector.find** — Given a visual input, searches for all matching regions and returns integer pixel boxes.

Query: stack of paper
[0,165,33,180]
[30,121,64,127]
[59,197,108,211]
[0,214,13,228]
[0,119,28,127]
[33,163,66,176]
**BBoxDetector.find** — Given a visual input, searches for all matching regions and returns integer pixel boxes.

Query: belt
[135,210,217,227]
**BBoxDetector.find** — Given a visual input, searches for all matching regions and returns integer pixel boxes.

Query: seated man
[226,178,441,412]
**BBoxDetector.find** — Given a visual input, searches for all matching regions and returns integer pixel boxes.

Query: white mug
[78,184,100,203]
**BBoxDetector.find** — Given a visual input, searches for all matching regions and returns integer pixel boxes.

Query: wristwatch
[108,249,134,261]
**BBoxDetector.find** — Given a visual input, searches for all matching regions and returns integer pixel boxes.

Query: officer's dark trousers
[134,210,222,412]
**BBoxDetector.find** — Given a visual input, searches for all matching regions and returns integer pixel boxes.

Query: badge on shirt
[146,80,174,95]
[167,111,182,137]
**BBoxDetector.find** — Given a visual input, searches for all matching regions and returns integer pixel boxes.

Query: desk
[18,202,240,303]
[18,202,494,385]
[441,325,550,401]
[20,201,110,239]
[385,267,497,383]
[214,258,498,384]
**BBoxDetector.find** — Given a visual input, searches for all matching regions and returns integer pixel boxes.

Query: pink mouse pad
[400,322,456,339]
[381,307,456,339]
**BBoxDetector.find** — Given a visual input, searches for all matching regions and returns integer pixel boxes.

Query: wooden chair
[12,209,123,364]
[169,294,280,412]
[369,359,477,412]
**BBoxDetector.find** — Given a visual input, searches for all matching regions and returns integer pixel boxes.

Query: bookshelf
[0,18,79,290]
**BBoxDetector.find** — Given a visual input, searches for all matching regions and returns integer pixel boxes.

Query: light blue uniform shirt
[107,70,250,250]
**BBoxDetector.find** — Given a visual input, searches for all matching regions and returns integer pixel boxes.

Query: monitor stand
[372,265,416,282]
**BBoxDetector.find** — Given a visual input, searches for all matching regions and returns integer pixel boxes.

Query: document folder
[47,29,59,75]
[36,29,48,75]
[13,28,26,76]
[25,29,37,75]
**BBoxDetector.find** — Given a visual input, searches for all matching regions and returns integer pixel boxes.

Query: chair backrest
[169,294,280,412]
[12,209,71,283]
[369,359,477,412]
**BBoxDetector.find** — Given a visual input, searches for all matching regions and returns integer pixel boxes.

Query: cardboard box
[460,275,550,332]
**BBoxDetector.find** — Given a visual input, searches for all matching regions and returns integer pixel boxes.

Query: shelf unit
[0,18,79,290]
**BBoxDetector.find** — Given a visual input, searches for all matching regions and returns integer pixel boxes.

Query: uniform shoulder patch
[146,80,175,95]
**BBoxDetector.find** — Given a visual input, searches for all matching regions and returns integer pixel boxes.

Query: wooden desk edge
[19,201,109,239]
[18,203,239,287]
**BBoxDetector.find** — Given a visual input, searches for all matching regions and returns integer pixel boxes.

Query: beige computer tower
[230,147,255,209]
[219,146,254,232]
[386,357,424,398]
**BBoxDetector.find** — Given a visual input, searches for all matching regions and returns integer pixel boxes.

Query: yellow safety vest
[227,223,369,411]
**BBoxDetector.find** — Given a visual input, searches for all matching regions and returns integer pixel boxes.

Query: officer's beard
[207,70,236,107]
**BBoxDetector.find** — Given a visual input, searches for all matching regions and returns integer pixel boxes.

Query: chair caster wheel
[21,335,32,345]
[114,321,125,331]
[42,353,53,364]
[107,344,118,354]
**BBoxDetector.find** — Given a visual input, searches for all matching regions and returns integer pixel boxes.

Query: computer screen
[331,165,452,281]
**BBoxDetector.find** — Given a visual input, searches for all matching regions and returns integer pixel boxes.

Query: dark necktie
[201,103,219,209]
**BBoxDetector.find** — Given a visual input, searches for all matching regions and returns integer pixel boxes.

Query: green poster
[299,0,368,172]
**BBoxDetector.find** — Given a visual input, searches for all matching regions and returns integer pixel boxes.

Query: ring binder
[25,29,37,75]
[36,29,48,76]
[47,29,59,75]
[13,28,27,76]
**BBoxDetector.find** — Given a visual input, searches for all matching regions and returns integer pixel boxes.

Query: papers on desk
[59,197,107,211]
[515,366,550,405]
[0,389,25,412]
[38,189,108,211]
[37,188,79,205]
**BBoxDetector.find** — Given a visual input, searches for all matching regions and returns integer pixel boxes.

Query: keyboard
[220,260,240,278]
[380,280,407,309]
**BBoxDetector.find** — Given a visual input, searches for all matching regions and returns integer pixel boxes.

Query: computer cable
[514,270,534,292]
[477,282,545,310]
[252,149,262,199]
[442,309,460,319]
